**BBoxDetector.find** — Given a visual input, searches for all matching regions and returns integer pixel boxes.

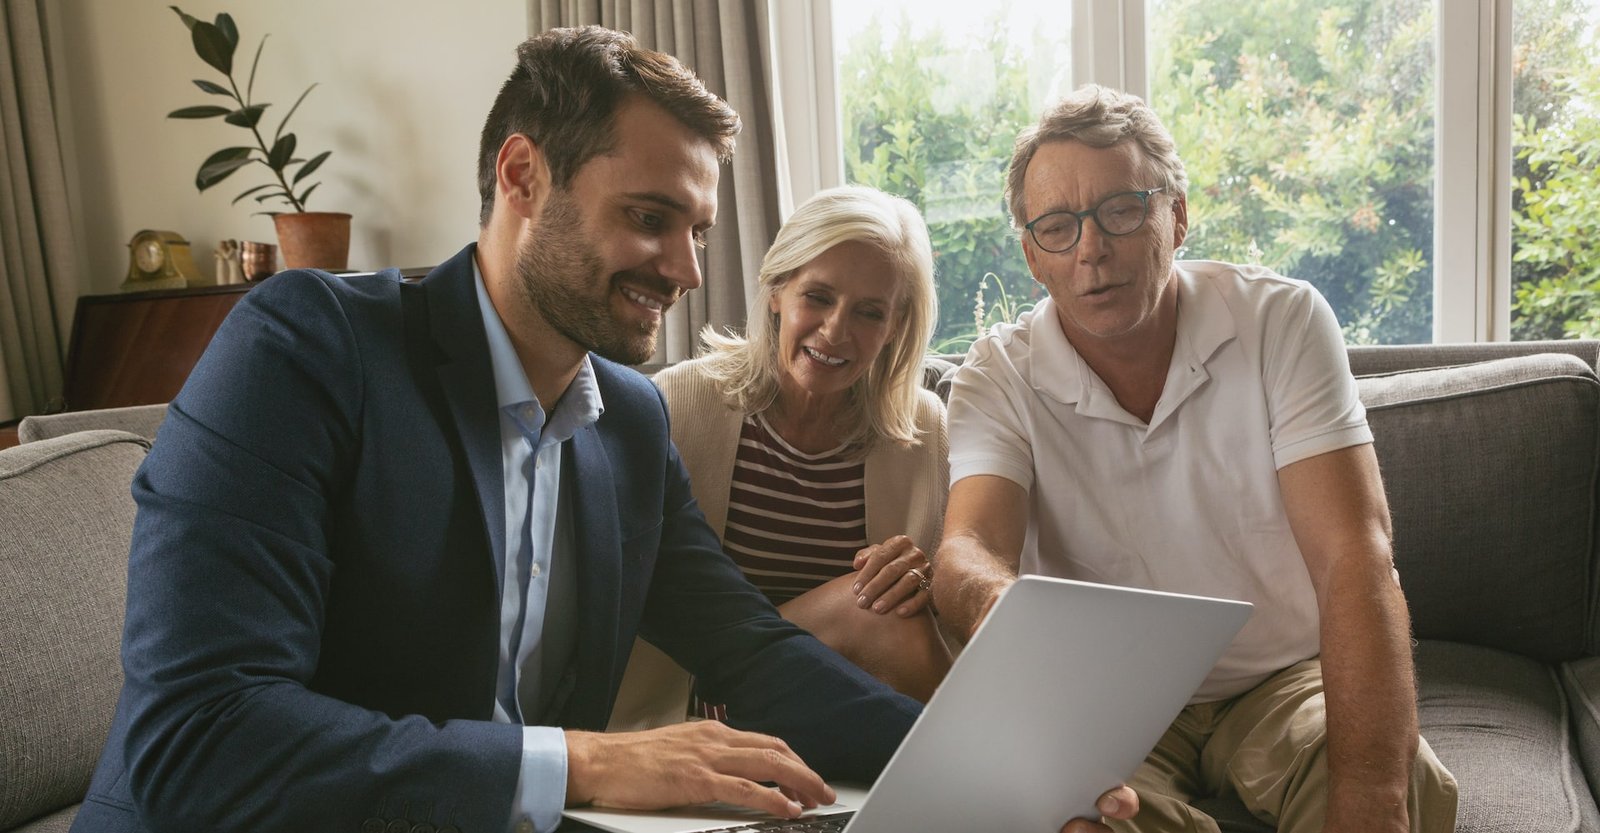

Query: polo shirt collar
[1026,263,1237,427]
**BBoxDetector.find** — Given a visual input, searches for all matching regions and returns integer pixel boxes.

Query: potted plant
[168,6,350,270]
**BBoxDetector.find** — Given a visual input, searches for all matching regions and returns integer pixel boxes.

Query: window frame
[772,0,1519,343]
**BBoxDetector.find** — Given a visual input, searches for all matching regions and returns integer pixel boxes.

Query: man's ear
[495,134,552,221]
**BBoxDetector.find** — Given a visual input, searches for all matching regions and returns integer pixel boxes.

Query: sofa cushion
[1418,640,1600,833]
[1358,353,1599,662]
[0,431,148,830]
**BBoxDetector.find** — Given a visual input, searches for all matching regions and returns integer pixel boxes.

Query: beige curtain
[0,0,79,421]
[530,0,781,363]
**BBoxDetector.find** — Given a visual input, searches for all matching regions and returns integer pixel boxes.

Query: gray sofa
[3,345,1597,832]
[1,430,149,833]
[1187,340,1600,833]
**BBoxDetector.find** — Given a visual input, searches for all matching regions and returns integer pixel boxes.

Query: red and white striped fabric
[720,413,867,604]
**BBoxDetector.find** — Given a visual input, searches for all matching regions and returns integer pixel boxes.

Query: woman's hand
[851,535,934,617]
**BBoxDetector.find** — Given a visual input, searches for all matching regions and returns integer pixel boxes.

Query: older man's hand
[1061,785,1139,833]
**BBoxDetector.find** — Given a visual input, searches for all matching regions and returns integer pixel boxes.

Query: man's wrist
[960,576,1013,642]
[563,729,597,806]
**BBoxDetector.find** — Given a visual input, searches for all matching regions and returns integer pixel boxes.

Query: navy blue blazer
[71,245,918,833]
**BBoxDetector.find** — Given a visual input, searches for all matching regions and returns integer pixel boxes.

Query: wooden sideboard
[0,268,433,450]
[61,284,253,412]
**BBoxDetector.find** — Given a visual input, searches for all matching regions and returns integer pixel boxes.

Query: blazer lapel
[563,422,623,728]
[413,245,508,596]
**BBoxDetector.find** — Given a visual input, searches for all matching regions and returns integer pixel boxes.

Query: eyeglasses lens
[1097,192,1149,235]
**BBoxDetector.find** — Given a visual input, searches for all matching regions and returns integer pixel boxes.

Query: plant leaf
[267,133,297,170]
[196,149,255,191]
[256,191,290,203]
[231,183,276,205]
[247,35,268,103]
[297,182,321,206]
[215,13,238,48]
[207,146,255,162]
[191,21,234,76]
[191,79,232,97]
[170,6,198,31]
[293,151,331,185]
[275,83,318,142]
[169,105,230,119]
[225,104,269,128]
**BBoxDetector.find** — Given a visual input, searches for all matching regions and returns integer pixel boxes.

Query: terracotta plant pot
[273,211,352,270]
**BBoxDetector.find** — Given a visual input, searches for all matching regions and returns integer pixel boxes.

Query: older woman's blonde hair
[696,184,937,451]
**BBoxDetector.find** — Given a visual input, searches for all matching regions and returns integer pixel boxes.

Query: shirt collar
[1027,262,1238,407]
[471,256,604,446]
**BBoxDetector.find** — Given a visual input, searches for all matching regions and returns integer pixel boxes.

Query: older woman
[609,185,949,727]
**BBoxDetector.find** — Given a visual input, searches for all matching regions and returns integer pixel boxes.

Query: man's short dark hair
[476,26,741,225]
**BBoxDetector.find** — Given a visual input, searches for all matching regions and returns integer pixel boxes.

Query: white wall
[53,0,527,294]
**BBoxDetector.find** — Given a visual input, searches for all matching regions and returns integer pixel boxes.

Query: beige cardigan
[653,355,948,550]
[607,356,950,730]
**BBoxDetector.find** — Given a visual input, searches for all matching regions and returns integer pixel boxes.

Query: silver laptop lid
[563,575,1251,833]
[842,575,1250,833]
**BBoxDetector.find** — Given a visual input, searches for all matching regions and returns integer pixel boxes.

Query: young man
[932,85,1458,833]
[71,27,1132,833]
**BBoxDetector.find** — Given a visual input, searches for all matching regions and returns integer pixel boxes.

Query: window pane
[1511,1,1600,340]
[834,1,1072,352]
[1146,0,1437,344]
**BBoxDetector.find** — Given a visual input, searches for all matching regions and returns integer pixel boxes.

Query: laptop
[562,575,1252,833]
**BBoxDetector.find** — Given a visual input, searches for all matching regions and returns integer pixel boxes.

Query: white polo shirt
[947,260,1372,702]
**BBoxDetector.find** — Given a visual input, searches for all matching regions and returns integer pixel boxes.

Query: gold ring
[907,566,933,593]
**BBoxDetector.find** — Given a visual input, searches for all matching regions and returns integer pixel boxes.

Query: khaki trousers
[1110,659,1458,833]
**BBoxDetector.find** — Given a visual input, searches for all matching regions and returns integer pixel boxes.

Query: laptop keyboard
[700,810,855,832]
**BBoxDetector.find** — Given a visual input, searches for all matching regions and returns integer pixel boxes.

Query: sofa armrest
[1563,658,1600,802]
[17,403,168,444]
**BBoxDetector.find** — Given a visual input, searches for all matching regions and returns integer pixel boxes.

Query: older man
[932,84,1458,833]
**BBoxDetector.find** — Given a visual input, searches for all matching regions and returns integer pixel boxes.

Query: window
[1510,0,1600,339]
[1147,0,1436,345]
[832,0,1074,350]
[783,0,1595,345]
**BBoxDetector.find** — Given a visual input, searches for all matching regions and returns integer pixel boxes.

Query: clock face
[135,239,165,273]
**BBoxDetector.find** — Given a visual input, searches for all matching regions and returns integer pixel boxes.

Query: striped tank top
[721,412,867,604]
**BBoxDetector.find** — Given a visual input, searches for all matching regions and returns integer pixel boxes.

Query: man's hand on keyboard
[1061,785,1140,833]
[565,722,836,820]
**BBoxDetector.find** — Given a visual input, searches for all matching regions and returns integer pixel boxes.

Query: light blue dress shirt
[472,260,603,833]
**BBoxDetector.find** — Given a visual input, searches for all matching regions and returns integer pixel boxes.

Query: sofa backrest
[1357,351,1600,662]
[0,430,148,829]
[1349,339,1600,377]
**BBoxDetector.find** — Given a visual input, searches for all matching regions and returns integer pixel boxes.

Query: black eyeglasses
[1023,187,1167,253]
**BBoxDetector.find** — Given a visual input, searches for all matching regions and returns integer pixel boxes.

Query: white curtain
[529,0,782,363]
[0,0,81,420]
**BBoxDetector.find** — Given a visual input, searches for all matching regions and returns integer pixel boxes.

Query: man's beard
[514,191,668,365]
